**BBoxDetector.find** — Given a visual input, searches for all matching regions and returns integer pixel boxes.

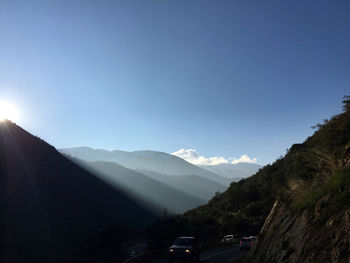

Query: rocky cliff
[246,197,350,262]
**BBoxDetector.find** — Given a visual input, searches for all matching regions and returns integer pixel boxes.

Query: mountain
[199,163,262,180]
[68,158,206,214]
[138,169,227,201]
[240,98,350,263]
[0,121,155,263]
[151,98,350,263]
[60,147,233,186]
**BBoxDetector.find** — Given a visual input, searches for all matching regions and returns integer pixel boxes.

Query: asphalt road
[199,245,245,263]
[162,245,245,263]
[123,245,245,263]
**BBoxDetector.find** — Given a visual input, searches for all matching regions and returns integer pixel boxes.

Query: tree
[342,95,350,112]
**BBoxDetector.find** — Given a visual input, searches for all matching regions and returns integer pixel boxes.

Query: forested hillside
[185,97,350,239]
[149,97,350,260]
[241,97,350,262]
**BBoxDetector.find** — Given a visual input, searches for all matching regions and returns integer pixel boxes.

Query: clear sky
[1,0,349,165]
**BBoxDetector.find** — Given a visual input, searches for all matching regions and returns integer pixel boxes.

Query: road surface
[200,245,245,263]
[161,245,245,263]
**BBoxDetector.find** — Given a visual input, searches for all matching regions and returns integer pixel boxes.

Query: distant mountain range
[60,147,233,186]
[60,147,261,213]
[0,121,155,263]
[60,147,233,213]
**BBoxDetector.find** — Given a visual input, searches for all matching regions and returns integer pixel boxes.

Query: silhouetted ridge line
[0,121,156,263]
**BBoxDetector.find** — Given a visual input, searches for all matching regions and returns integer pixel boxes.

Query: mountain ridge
[60,147,233,186]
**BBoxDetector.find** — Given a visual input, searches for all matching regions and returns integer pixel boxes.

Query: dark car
[239,236,256,250]
[168,236,201,262]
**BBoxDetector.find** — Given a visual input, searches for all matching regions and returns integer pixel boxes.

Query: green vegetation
[294,167,350,216]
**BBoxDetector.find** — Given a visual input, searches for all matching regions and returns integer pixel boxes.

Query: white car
[221,234,239,244]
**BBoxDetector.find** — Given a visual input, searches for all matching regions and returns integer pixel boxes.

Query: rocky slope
[243,168,350,263]
[239,98,350,263]
[247,198,350,263]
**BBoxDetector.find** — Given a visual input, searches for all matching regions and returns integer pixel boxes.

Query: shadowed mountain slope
[0,121,155,263]
[138,169,227,201]
[68,159,206,214]
[60,147,232,186]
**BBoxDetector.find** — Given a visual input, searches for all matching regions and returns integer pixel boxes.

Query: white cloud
[230,154,257,164]
[172,149,228,166]
[172,149,258,166]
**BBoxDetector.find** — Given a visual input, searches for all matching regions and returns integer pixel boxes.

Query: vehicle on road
[249,236,257,246]
[221,234,240,244]
[239,237,254,250]
[168,236,201,262]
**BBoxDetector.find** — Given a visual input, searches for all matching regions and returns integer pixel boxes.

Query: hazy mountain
[60,147,233,186]
[199,163,262,180]
[0,121,155,263]
[138,170,227,201]
[69,158,206,214]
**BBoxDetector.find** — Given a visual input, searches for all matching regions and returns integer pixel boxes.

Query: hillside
[150,97,350,263]
[68,158,206,214]
[0,121,156,263]
[239,97,350,262]
[60,147,232,186]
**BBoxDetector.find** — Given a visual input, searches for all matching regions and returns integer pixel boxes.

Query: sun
[0,101,20,123]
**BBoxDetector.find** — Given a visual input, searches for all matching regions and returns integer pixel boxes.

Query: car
[239,237,253,250]
[221,234,240,244]
[249,236,257,244]
[168,236,201,262]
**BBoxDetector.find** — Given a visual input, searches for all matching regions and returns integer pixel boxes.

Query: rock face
[246,198,350,263]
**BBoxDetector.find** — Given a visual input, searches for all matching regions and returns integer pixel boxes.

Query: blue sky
[0,0,349,165]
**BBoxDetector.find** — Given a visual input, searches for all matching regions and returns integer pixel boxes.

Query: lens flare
[0,101,20,122]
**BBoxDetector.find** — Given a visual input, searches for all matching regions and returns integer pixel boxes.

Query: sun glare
[0,101,20,123]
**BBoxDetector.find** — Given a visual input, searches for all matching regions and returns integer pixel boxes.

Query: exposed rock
[243,194,350,263]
